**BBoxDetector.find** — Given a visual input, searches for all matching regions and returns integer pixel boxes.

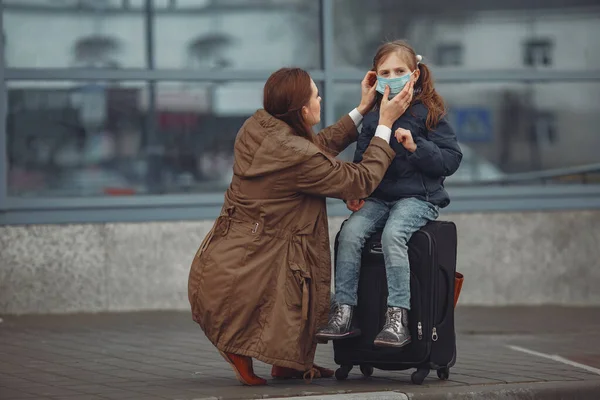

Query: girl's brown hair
[373,40,446,131]
[263,67,315,143]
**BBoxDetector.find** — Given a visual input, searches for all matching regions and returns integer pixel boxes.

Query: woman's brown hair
[263,67,315,143]
[372,40,446,131]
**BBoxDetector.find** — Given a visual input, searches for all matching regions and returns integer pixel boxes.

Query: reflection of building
[418,8,600,173]
[3,2,319,70]
[3,0,318,196]
[333,3,600,176]
[1,0,599,200]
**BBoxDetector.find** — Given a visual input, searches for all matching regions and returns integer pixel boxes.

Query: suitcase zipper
[430,229,440,343]
[421,230,438,344]
[411,270,424,341]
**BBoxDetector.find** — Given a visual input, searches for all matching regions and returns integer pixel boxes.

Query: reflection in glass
[6,81,272,197]
[334,82,600,183]
[333,0,600,70]
[7,81,148,197]
[154,0,321,70]
[151,82,262,193]
[3,0,146,68]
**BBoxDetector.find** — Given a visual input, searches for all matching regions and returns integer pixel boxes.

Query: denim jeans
[335,197,439,309]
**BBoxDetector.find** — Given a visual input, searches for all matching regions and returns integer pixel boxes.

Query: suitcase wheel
[335,364,353,380]
[359,364,373,378]
[436,367,450,380]
[411,368,430,385]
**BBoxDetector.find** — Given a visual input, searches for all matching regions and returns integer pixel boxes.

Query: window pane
[333,0,600,70]
[7,81,149,197]
[7,80,328,197]
[153,0,321,70]
[333,82,600,184]
[151,81,262,194]
[3,0,146,68]
[3,1,146,8]
[151,81,324,193]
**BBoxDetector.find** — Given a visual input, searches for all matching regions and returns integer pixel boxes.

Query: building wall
[2,209,599,315]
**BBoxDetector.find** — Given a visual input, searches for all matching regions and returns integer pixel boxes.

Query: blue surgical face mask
[376,70,415,99]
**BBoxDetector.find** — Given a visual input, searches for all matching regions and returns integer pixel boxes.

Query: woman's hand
[379,78,415,128]
[357,71,378,116]
[346,199,365,212]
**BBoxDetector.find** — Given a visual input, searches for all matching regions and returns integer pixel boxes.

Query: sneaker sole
[316,329,362,342]
[373,338,412,348]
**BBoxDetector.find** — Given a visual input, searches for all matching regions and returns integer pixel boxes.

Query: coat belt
[195,206,301,259]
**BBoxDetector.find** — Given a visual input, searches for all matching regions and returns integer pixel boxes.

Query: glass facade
[1,0,599,223]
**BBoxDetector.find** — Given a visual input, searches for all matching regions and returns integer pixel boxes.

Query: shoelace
[329,306,344,326]
[386,310,403,333]
[303,367,321,383]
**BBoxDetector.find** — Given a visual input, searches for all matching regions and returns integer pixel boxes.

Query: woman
[188,67,414,385]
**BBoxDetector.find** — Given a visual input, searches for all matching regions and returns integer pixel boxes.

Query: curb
[266,380,600,400]
[267,392,407,400]
[404,380,600,400]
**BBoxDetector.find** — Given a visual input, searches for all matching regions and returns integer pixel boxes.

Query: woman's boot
[219,351,267,386]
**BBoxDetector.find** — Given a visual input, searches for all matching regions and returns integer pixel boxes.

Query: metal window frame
[0,1,6,214]
[328,69,600,83]
[1,0,600,226]
[2,185,600,225]
[4,69,328,82]
[2,2,310,15]
[321,0,335,128]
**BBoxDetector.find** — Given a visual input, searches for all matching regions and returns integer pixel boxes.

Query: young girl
[317,40,463,348]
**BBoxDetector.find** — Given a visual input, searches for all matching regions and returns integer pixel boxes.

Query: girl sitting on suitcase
[317,40,462,348]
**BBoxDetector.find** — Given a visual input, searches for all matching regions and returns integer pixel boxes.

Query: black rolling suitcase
[332,220,459,385]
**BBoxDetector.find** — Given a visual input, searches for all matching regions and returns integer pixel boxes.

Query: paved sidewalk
[1,307,600,400]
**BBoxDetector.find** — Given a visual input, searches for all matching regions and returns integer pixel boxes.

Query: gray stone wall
[1,210,599,314]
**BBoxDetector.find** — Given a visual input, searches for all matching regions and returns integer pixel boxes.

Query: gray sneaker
[373,307,411,348]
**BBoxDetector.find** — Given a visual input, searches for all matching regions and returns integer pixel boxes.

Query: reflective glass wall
[1,0,599,218]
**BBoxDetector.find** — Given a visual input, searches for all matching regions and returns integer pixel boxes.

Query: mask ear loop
[412,55,424,94]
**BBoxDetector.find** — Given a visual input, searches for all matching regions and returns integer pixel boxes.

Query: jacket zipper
[421,177,429,201]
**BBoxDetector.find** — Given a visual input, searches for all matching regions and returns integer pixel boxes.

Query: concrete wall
[1,210,600,315]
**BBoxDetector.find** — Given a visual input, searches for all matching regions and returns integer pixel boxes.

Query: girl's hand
[395,128,417,152]
[379,78,415,128]
[346,199,365,212]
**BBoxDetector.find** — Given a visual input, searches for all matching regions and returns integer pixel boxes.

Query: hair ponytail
[414,62,446,131]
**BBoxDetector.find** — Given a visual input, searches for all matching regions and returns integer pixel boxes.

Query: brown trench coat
[188,109,395,371]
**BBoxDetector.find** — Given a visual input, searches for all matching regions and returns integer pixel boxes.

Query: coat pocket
[285,262,311,320]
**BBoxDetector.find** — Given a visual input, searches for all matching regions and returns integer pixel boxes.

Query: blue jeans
[335,197,439,309]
